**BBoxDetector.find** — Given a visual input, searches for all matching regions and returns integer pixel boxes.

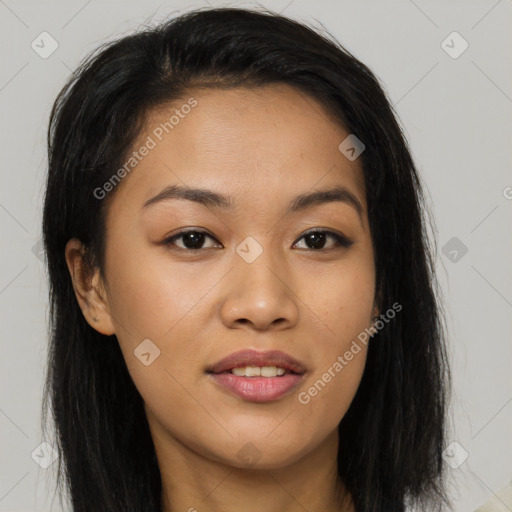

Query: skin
[65,83,379,512]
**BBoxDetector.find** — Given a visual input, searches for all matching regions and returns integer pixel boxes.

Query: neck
[147,416,354,512]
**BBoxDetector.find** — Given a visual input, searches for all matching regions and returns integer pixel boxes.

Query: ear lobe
[64,238,116,335]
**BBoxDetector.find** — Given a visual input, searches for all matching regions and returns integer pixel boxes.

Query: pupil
[183,232,205,249]
[307,232,325,249]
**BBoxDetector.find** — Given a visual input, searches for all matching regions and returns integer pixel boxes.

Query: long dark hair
[41,6,452,511]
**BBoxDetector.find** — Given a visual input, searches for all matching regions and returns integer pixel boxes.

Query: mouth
[206,349,307,402]
[206,348,307,375]
[212,366,298,377]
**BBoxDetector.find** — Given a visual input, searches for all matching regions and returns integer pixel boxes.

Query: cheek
[299,259,375,345]
[105,245,213,342]
[292,260,373,414]
[103,252,219,398]
[292,341,368,449]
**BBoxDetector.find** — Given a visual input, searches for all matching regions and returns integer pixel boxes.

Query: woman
[41,6,452,512]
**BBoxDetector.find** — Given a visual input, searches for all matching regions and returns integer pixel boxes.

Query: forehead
[108,84,367,216]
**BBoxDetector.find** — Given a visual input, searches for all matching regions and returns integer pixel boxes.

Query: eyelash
[162,228,353,252]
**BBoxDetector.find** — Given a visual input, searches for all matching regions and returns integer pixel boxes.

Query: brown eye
[293,229,353,251]
[163,230,222,250]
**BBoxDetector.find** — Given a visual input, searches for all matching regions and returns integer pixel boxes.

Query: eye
[162,229,222,251]
[293,229,353,251]
[162,228,353,252]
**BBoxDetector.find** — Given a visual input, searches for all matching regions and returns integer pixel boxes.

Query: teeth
[231,366,286,377]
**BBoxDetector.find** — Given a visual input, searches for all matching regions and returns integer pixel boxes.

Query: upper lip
[207,349,307,375]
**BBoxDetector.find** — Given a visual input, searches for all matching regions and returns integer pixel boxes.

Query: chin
[209,433,314,471]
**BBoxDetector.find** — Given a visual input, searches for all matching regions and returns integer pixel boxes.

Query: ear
[64,238,116,335]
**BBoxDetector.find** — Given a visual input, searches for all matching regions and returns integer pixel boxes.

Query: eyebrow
[142,184,364,222]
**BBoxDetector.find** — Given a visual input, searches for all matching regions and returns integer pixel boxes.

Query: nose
[219,247,299,332]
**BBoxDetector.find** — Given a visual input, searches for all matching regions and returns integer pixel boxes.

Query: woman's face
[89,84,377,469]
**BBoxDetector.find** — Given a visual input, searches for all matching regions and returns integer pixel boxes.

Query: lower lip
[208,372,304,402]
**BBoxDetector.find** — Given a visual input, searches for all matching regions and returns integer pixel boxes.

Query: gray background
[0,1,511,511]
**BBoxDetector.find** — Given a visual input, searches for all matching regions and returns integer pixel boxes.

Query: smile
[206,349,307,402]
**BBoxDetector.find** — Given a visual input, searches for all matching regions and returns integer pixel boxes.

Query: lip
[206,349,307,375]
[208,373,304,402]
[206,349,307,403]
